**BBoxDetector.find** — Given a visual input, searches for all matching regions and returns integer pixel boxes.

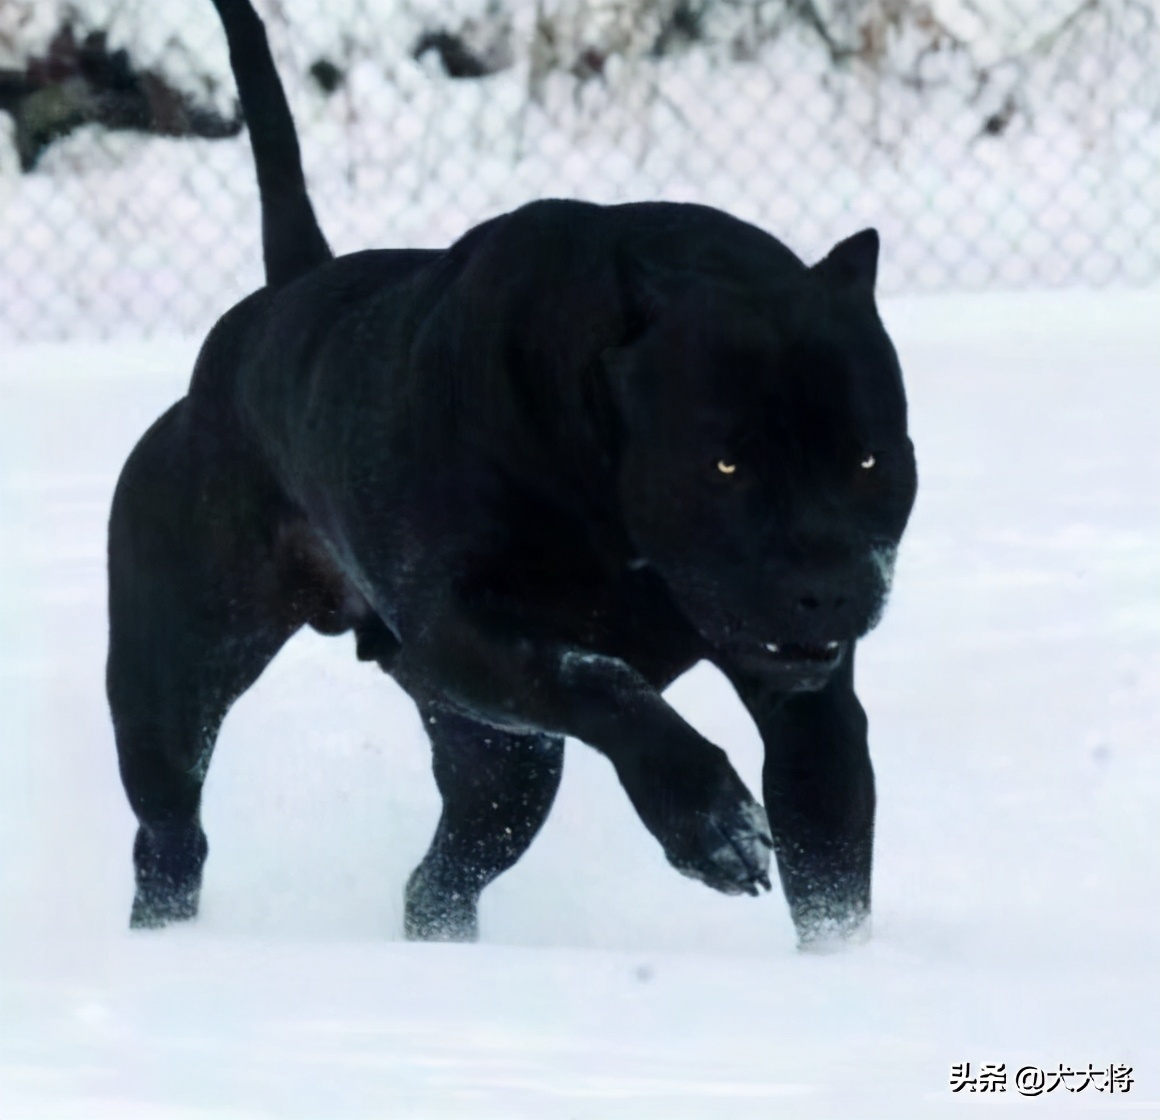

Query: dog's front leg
[722,649,875,949]
[393,615,772,897]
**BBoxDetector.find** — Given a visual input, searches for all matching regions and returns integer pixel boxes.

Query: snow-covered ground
[1,284,1157,1116]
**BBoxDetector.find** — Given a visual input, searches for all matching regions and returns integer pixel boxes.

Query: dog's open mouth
[760,640,843,666]
[718,637,846,687]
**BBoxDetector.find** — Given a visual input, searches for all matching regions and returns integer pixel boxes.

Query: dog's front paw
[617,743,772,896]
[666,793,773,897]
[795,905,871,952]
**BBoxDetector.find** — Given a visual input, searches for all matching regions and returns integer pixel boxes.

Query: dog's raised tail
[210,0,332,287]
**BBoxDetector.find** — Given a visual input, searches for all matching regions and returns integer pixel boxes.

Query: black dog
[107,0,916,947]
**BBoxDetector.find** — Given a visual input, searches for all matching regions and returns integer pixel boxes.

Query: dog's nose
[796,591,847,614]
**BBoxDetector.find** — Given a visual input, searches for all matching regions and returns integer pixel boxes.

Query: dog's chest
[467,550,705,689]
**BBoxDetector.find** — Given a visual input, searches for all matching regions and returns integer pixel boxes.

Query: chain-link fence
[1,0,1157,340]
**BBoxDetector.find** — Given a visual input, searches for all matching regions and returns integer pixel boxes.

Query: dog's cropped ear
[813,228,879,292]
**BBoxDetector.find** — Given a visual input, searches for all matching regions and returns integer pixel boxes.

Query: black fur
[210,0,331,285]
[107,0,917,946]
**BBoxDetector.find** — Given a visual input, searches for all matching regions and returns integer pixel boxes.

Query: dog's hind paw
[129,823,206,929]
[130,885,200,929]
[404,864,480,942]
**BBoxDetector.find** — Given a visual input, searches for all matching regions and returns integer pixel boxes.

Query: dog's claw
[756,872,772,892]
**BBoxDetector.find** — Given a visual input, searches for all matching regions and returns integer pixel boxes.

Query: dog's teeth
[764,642,780,653]
[825,641,839,651]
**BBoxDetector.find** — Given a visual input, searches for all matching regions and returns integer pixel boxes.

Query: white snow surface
[1,285,1158,1116]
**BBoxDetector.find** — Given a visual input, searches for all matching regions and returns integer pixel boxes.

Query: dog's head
[608,229,917,690]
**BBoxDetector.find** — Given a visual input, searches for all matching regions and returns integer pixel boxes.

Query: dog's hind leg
[405,704,564,941]
[107,402,305,928]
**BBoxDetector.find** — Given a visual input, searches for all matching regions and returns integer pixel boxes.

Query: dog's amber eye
[860,454,876,470]
[716,460,737,476]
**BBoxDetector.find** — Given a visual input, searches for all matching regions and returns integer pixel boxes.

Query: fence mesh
[1,0,1157,341]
